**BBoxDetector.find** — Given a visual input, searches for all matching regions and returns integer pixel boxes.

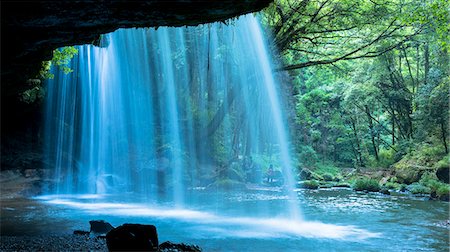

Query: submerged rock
[89,220,114,235]
[106,224,158,251]
[159,241,202,252]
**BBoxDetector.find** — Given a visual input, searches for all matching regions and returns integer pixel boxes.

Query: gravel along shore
[0,235,108,251]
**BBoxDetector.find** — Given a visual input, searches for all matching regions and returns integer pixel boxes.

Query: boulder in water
[89,220,114,235]
[106,224,158,251]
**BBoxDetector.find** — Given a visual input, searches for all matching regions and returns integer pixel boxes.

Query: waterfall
[44,15,300,218]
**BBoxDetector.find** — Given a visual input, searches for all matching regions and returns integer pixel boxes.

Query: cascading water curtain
[44,15,300,218]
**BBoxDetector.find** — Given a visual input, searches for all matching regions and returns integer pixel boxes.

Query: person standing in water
[266,164,274,183]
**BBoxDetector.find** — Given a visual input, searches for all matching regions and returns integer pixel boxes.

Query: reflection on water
[35,194,380,240]
[1,189,449,251]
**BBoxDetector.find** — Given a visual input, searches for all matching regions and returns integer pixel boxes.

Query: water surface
[2,189,448,251]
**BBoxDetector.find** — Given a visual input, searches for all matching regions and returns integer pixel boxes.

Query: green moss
[334,182,351,188]
[300,180,319,189]
[353,179,380,192]
[319,182,334,188]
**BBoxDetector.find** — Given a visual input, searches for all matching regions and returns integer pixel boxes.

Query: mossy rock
[298,168,323,181]
[322,173,334,182]
[334,182,351,188]
[392,159,425,184]
[299,180,319,189]
[353,179,380,192]
[298,168,314,180]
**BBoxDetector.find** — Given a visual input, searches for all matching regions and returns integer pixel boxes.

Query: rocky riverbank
[0,235,107,251]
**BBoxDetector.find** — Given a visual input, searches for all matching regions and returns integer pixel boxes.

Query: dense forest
[259,0,449,190]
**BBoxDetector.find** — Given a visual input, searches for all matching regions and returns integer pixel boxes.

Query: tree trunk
[206,84,241,136]
[350,116,364,167]
[441,120,448,154]
[392,110,396,145]
[365,105,379,161]
[424,42,429,86]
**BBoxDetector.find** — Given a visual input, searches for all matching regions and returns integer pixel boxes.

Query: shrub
[384,182,402,190]
[377,148,396,168]
[315,163,340,176]
[353,179,380,192]
[406,183,431,195]
[420,175,450,200]
[436,186,450,201]
[434,154,450,170]
[298,146,318,167]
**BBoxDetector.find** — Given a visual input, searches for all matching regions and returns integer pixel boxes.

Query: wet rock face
[2,0,272,87]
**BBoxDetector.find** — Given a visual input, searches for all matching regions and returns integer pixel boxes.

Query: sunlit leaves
[40,46,78,79]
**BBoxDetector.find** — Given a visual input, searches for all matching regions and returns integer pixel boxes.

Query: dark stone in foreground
[106,224,158,251]
[90,220,114,235]
[159,241,202,252]
[380,188,391,195]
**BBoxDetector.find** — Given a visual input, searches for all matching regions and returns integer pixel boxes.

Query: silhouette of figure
[266,164,274,183]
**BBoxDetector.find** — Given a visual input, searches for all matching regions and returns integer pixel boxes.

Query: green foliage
[378,149,396,167]
[262,0,449,174]
[435,186,449,200]
[406,183,431,195]
[19,79,45,104]
[384,182,403,190]
[315,163,340,176]
[353,179,380,192]
[298,145,318,167]
[39,61,53,79]
[419,172,450,199]
[22,46,79,104]
[40,46,78,79]
[435,154,450,169]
